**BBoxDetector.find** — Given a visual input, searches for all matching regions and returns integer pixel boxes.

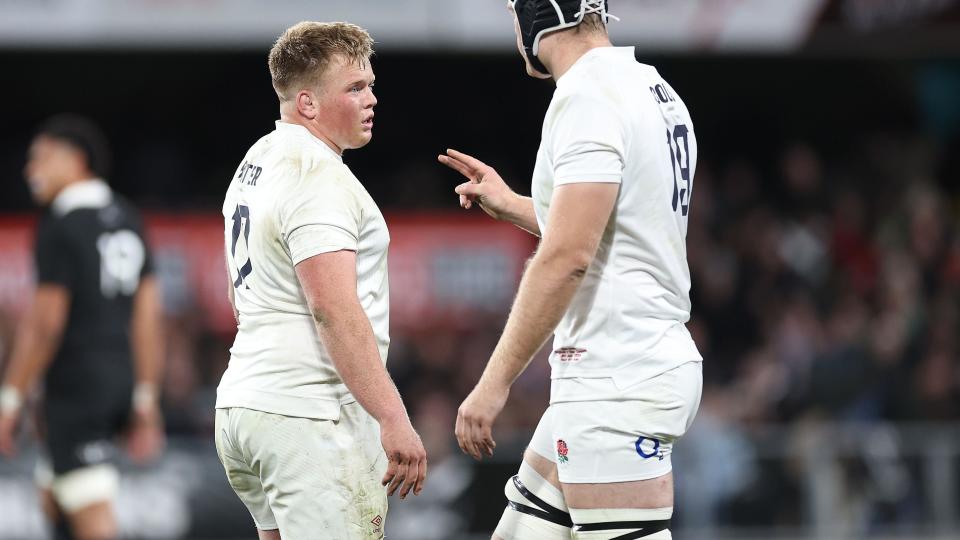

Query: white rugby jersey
[532,47,703,401]
[216,121,390,420]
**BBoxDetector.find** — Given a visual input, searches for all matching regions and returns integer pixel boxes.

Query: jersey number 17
[231,204,253,289]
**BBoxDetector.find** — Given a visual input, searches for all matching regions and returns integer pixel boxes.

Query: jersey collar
[51,179,112,216]
[557,46,636,85]
[274,121,344,163]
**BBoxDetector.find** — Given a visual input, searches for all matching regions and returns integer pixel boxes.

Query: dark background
[2,51,954,212]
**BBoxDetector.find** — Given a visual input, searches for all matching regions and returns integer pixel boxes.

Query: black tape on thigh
[575,518,671,539]
[506,475,573,528]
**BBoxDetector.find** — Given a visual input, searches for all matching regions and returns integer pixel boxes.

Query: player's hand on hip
[0,412,19,458]
[455,380,509,461]
[438,148,517,220]
[379,417,427,499]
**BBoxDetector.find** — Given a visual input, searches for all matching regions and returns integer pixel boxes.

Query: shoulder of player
[260,131,348,181]
[556,50,655,102]
[106,191,136,212]
[547,83,620,124]
[109,193,148,227]
[34,208,80,251]
[35,209,65,237]
[297,157,359,190]
[55,193,147,237]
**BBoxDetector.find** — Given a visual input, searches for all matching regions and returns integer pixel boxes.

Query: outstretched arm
[439,149,541,237]
[455,182,619,460]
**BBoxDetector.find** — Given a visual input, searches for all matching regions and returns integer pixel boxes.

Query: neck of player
[279,104,344,156]
[539,31,612,81]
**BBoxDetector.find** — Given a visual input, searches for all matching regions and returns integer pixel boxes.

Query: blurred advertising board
[0,0,829,52]
[5,0,958,53]
[819,0,960,31]
[0,213,535,334]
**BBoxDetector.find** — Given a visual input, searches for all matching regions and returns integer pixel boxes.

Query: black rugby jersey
[34,180,154,399]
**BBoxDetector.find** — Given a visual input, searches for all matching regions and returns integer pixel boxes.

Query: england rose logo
[557,439,569,464]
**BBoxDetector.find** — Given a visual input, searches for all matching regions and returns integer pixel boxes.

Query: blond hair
[268,21,374,101]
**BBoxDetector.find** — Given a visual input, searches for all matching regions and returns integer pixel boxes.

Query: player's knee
[67,501,118,540]
[494,461,572,540]
[569,507,672,540]
[256,528,281,540]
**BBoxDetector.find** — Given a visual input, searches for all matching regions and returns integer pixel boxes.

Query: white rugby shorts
[214,402,388,539]
[530,361,702,483]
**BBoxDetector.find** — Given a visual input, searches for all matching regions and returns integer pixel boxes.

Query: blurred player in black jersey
[0,115,164,540]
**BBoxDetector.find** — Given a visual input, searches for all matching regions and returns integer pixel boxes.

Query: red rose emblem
[557,439,569,464]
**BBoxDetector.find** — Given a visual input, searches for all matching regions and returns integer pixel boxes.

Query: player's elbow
[310,306,332,327]
[26,312,67,350]
[27,291,70,342]
[567,253,593,280]
[537,246,594,280]
[309,299,350,328]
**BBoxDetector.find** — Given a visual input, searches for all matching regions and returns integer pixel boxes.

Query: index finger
[400,456,422,499]
[387,460,408,496]
[438,154,476,181]
[454,414,469,455]
[381,455,398,486]
[446,149,489,172]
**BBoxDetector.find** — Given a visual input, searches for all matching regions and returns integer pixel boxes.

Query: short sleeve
[549,93,625,186]
[278,172,362,265]
[122,203,155,279]
[34,217,74,288]
[136,222,155,279]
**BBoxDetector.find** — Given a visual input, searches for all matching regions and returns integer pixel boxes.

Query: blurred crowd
[689,136,958,424]
[678,134,960,534]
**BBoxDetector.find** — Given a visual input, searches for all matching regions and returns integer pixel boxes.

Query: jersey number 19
[97,230,145,298]
[667,124,692,217]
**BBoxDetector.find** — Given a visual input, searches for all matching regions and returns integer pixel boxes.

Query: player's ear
[295,89,319,120]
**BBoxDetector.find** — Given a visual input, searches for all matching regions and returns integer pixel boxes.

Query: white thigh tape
[52,464,119,513]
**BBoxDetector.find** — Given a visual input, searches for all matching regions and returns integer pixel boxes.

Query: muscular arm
[295,251,407,425]
[295,250,426,497]
[476,182,618,389]
[2,285,70,396]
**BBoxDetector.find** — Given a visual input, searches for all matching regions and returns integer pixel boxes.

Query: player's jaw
[358,110,374,140]
[336,105,374,151]
[24,136,77,205]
